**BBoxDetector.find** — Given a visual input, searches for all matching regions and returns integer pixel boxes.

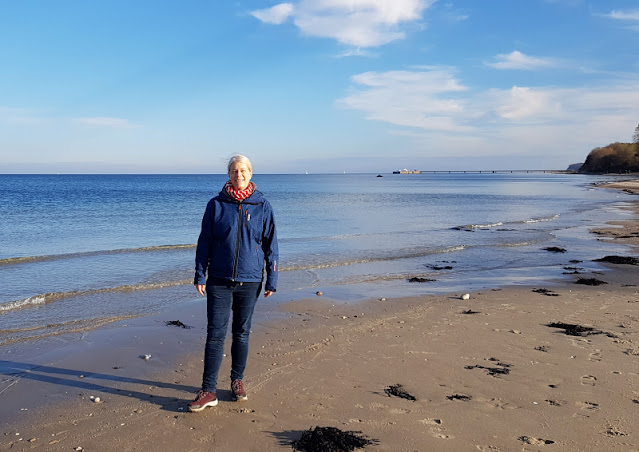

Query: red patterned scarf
[224,180,255,201]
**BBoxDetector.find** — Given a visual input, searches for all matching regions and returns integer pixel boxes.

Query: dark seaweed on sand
[575,278,607,286]
[594,255,639,265]
[384,384,417,401]
[465,358,511,377]
[546,322,602,337]
[447,394,472,401]
[292,426,378,452]
[543,246,567,253]
[165,320,192,329]
[428,265,453,270]
[532,288,559,296]
[408,277,436,283]
[461,309,480,314]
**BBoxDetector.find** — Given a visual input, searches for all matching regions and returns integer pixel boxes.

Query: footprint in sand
[576,401,599,411]
[419,418,443,426]
[589,350,603,361]
[368,402,388,412]
[580,375,597,386]
[519,436,555,445]
[429,428,453,440]
[604,424,628,437]
[389,408,411,415]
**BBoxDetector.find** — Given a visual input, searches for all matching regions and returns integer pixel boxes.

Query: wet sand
[1,184,638,452]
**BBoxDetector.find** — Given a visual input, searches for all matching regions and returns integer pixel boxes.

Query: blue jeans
[202,278,262,393]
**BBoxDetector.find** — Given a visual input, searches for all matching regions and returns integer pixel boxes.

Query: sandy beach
[1,183,638,452]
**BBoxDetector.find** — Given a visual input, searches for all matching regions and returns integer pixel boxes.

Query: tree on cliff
[579,123,639,173]
[579,142,639,173]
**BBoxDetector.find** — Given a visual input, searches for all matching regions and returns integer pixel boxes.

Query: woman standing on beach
[189,154,278,412]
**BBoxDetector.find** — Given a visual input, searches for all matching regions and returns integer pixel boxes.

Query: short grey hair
[227,154,252,174]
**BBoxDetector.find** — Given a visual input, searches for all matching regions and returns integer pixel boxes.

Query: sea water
[0,173,636,347]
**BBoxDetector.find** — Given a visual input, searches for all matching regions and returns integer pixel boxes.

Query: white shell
[461,293,470,300]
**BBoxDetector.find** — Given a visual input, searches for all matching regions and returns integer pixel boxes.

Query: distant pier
[393,170,572,174]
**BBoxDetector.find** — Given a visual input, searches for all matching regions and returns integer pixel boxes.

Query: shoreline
[1,184,638,451]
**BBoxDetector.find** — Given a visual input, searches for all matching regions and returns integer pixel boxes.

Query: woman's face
[228,161,253,191]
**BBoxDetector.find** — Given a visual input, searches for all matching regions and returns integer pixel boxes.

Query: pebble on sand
[461,293,470,300]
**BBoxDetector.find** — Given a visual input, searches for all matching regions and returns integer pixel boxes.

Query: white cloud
[75,117,137,128]
[486,51,556,70]
[336,66,639,157]
[606,9,639,21]
[337,68,470,131]
[250,3,295,24]
[251,0,434,48]
[496,86,561,120]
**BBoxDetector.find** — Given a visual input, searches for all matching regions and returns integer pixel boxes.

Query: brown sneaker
[231,379,248,401]
[188,390,218,412]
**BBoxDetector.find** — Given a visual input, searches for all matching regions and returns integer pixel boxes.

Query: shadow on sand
[0,360,197,414]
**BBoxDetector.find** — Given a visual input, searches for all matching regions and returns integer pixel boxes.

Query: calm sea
[0,173,636,348]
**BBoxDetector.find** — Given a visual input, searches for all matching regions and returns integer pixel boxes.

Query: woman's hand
[196,284,206,296]
[264,290,274,298]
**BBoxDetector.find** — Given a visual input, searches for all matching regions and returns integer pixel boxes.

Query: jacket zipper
[232,203,242,280]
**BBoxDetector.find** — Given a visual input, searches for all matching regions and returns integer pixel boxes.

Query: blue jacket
[194,189,278,291]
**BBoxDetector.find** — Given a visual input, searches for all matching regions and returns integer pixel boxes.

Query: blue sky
[1,0,638,174]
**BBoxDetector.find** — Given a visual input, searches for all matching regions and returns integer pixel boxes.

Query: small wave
[281,245,466,272]
[453,214,560,231]
[497,240,543,247]
[0,244,196,267]
[0,280,191,313]
[0,295,48,312]
[521,214,560,224]
[453,222,504,231]
[0,315,141,347]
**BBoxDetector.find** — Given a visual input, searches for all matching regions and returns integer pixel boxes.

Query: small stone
[342,316,348,319]
[510,330,522,334]
[93,397,102,403]
[28,438,36,443]
[316,291,323,296]
[461,293,470,300]
[380,297,386,301]
[78,375,84,378]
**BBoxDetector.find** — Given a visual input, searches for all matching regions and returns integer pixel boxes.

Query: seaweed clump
[465,358,511,377]
[408,277,436,283]
[165,320,192,329]
[532,288,559,296]
[292,426,378,452]
[546,322,601,337]
[575,278,607,286]
[543,247,567,253]
[384,384,417,401]
[594,255,638,265]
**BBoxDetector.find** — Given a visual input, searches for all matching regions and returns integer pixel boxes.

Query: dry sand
[1,185,638,452]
